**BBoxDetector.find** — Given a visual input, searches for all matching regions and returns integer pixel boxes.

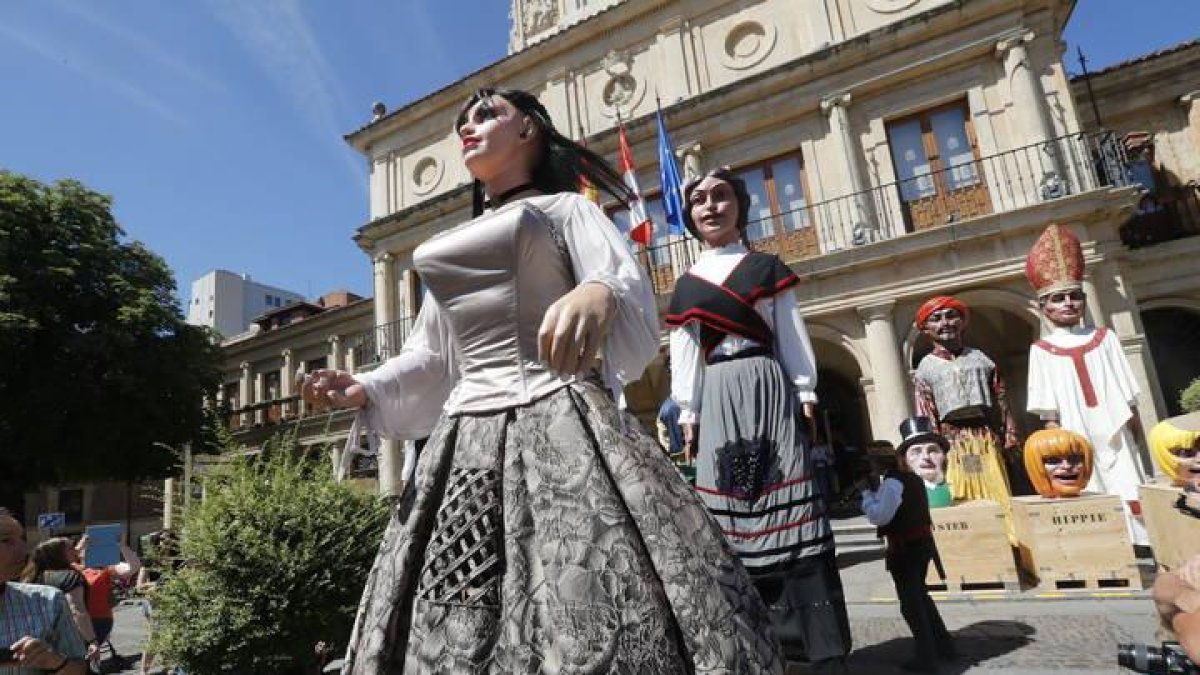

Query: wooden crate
[925,500,1020,592]
[1140,481,1200,572]
[1011,493,1141,590]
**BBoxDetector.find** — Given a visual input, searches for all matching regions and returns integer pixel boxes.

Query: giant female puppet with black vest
[667,168,851,670]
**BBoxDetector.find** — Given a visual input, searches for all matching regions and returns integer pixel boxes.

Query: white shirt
[669,243,818,425]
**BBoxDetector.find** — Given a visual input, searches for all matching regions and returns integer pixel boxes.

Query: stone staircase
[831,514,884,555]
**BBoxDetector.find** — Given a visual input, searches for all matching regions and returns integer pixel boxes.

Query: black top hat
[897,416,949,454]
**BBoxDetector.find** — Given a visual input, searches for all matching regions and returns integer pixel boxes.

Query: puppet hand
[538,282,615,377]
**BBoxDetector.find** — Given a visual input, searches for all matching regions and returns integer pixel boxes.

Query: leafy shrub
[1182,377,1200,413]
[149,443,388,674]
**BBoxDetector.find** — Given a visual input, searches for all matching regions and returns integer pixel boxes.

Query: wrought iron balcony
[349,316,415,372]
[639,132,1140,296]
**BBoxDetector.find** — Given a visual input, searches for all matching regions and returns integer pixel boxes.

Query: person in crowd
[20,538,99,663]
[133,530,178,675]
[1024,224,1147,544]
[70,532,141,654]
[657,395,685,458]
[301,87,781,674]
[0,507,89,674]
[665,167,849,671]
[912,295,1028,495]
[861,418,958,673]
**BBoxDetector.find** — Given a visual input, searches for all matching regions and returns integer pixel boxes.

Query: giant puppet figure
[1024,223,1148,543]
[912,295,1026,499]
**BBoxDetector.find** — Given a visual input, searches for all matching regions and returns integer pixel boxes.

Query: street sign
[37,512,66,530]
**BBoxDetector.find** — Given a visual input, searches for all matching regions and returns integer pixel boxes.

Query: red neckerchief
[1033,327,1108,408]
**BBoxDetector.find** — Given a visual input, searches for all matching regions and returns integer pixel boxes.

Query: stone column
[372,251,403,497]
[821,92,875,243]
[238,362,252,427]
[996,32,1066,197]
[373,253,397,360]
[328,335,343,372]
[253,372,266,425]
[857,301,912,443]
[1182,92,1200,162]
[656,15,692,101]
[996,32,1054,146]
[678,141,703,182]
[1090,260,1166,472]
[162,477,176,530]
[281,349,295,418]
[1080,271,1107,329]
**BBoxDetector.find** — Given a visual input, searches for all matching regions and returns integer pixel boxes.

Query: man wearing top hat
[861,416,957,673]
[1024,224,1147,544]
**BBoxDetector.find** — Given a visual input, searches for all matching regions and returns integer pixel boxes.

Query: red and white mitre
[1025,224,1084,298]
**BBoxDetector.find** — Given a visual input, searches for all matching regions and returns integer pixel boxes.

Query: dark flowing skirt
[342,382,783,674]
[695,355,851,663]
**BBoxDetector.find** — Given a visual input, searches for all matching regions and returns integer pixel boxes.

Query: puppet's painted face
[905,441,947,485]
[456,94,536,186]
[1170,440,1200,490]
[1042,453,1087,497]
[688,176,742,248]
[1040,289,1086,328]
[922,307,966,346]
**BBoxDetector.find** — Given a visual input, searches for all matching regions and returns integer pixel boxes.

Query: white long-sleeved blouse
[669,243,818,425]
[353,192,660,440]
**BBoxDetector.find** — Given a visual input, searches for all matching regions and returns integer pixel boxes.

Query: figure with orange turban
[913,297,1022,452]
[1025,223,1148,543]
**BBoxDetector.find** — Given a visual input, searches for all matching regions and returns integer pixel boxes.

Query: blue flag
[656,107,686,236]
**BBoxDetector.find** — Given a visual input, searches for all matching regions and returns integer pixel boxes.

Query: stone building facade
[343,0,1192,482]
[1070,39,1200,417]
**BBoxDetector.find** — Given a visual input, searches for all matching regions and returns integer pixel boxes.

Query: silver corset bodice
[413,197,575,412]
[915,347,997,420]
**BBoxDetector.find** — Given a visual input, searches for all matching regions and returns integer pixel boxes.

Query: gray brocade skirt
[342,382,783,675]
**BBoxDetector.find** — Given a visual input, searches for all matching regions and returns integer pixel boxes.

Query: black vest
[665,252,799,358]
[877,470,933,541]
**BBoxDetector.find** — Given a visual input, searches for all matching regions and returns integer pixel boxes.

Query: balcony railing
[640,132,1137,296]
[224,395,301,431]
[350,316,415,372]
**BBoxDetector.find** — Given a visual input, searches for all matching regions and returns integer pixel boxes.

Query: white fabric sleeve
[860,477,904,527]
[1105,330,1141,406]
[1026,345,1059,419]
[669,325,704,426]
[769,290,819,404]
[355,294,459,440]
[560,195,660,386]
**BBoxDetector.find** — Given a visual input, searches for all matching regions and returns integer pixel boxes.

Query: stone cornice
[353,0,1031,249]
[791,186,1141,318]
[220,299,375,358]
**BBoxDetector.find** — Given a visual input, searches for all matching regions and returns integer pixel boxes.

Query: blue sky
[1,1,1196,304]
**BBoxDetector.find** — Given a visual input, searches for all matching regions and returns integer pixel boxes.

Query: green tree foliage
[0,170,222,499]
[1181,377,1200,413]
[149,444,388,674]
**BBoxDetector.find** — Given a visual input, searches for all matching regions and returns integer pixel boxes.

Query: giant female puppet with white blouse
[666,168,851,670]
[302,91,782,674]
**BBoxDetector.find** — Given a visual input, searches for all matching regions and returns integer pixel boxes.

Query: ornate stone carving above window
[865,0,920,13]
[411,156,443,196]
[720,20,777,71]
[599,48,646,118]
[523,0,558,36]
